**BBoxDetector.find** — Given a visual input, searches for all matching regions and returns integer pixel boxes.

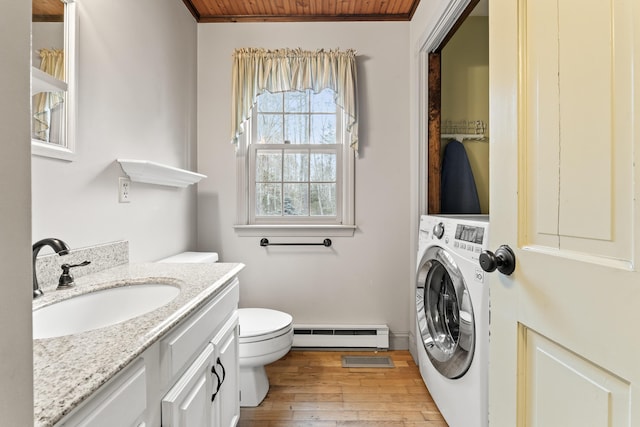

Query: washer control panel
[420,215,490,263]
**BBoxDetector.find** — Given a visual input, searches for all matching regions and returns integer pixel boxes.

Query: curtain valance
[231,48,358,151]
[33,49,65,142]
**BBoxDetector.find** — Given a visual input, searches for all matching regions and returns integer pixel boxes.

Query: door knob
[479,245,516,275]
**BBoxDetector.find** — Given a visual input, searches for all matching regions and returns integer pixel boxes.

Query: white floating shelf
[117,159,207,188]
[32,67,67,95]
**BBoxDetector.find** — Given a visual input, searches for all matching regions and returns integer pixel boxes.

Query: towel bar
[259,238,332,247]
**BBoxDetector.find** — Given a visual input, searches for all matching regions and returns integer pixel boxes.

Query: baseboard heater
[292,324,389,349]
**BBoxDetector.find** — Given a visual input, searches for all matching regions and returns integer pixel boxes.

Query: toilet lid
[239,308,293,342]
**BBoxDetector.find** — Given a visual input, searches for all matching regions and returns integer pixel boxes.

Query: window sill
[233,224,357,237]
[32,140,75,162]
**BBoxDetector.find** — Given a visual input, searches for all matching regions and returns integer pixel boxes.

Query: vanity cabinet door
[162,343,215,427]
[211,313,240,427]
[58,359,147,427]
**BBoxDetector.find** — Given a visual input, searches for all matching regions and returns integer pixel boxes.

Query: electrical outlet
[119,177,131,203]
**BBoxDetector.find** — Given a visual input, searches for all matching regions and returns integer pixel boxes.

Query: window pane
[285,114,308,144]
[310,89,336,113]
[256,183,282,216]
[284,183,309,216]
[310,115,337,144]
[257,114,283,144]
[284,151,309,182]
[310,183,336,216]
[256,150,282,182]
[284,91,308,113]
[257,91,283,113]
[310,152,336,182]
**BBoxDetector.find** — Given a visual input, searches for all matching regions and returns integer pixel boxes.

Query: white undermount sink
[33,284,181,339]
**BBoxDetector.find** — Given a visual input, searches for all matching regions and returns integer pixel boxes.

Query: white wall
[32,22,63,65]
[31,0,198,262]
[197,22,412,346]
[0,1,34,424]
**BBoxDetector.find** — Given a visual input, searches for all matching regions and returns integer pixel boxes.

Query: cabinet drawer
[161,278,239,384]
[60,359,147,427]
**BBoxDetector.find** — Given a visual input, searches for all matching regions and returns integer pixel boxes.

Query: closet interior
[428,0,489,215]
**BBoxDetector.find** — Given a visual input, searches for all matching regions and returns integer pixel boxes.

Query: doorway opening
[426,0,489,215]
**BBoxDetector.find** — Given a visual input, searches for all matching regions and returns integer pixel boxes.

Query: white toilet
[238,307,293,406]
[158,252,294,407]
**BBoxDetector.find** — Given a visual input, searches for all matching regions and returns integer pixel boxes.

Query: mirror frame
[31,0,77,161]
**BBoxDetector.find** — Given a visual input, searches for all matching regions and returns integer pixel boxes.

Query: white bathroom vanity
[33,261,244,427]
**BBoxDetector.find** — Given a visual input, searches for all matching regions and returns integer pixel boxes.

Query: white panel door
[489,0,640,425]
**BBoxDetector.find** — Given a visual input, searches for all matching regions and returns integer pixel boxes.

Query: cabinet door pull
[216,357,226,385]
[211,365,221,402]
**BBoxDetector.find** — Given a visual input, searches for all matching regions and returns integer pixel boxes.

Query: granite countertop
[33,261,245,427]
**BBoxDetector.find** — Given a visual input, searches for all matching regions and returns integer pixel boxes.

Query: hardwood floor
[238,350,448,427]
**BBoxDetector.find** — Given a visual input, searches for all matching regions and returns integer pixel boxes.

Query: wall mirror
[31,0,77,161]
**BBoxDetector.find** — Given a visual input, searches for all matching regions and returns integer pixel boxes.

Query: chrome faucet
[32,238,70,298]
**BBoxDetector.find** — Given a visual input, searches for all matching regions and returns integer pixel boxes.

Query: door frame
[410,0,482,365]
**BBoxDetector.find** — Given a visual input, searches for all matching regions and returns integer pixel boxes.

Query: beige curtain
[33,49,65,143]
[231,48,358,151]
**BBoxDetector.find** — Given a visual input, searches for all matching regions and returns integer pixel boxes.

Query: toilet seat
[239,308,293,343]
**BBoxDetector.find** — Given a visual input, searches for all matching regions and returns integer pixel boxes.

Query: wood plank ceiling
[32,0,64,22]
[31,0,422,23]
[182,0,422,22]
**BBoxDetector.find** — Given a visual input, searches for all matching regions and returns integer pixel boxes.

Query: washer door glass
[416,246,475,379]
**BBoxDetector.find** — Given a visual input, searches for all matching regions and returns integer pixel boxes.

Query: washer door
[416,246,475,379]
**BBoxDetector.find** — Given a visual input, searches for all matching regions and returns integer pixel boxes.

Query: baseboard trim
[389,332,409,350]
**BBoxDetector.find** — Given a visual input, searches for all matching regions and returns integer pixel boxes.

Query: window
[250,89,341,223]
[236,88,354,235]
[231,48,357,236]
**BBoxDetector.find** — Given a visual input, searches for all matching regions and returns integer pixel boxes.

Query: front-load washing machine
[416,215,489,427]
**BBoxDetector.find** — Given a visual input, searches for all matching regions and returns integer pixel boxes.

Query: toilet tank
[157,251,219,263]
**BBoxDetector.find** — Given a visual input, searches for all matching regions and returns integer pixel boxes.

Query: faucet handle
[57,261,91,289]
[63,261,91,269]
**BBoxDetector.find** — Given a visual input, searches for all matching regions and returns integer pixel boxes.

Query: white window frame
[234,92,356,237]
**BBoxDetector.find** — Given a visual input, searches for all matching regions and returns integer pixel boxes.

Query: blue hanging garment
[440,140,481,214]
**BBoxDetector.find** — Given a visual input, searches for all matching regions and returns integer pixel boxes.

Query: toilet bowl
[238,308,293,407]
[157,252,293,407]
